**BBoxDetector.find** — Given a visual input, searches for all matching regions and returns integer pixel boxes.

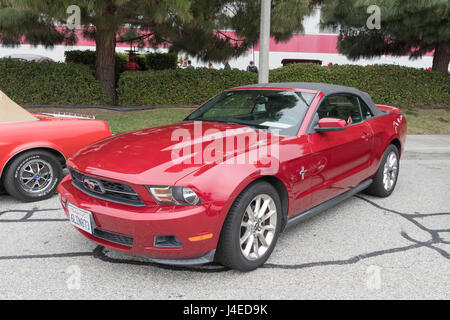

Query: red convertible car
[58,83,407,271]
[0,91,111,202]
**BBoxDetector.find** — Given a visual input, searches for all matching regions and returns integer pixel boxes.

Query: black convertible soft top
[234,82,385,117]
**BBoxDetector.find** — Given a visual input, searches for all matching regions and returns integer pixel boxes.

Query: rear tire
[3,150,63,202]
[216,182,282,272]
[366,144,400,198]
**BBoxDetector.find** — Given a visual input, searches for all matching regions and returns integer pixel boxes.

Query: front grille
[93,228,134,247]
[70,169,145,207]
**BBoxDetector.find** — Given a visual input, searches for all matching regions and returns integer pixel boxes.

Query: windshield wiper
[199,119,269,130]
[236,121,269,129]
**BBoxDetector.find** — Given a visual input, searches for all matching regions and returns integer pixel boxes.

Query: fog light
[154,235,183,248]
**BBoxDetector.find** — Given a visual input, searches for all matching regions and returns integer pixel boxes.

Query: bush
[144,53,178,70]
[65,50,96,69]
[136,54,148,71]
[118,64,449,107]
[0,60,109,105]
[270,63,450,108]
[64,50,177,73]
[118,68,258,106]
[115,52,129,74]
[1,59,447,108]
[65,50,128,80]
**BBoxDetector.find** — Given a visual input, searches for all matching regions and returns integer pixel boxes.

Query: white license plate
[68,203,93,235]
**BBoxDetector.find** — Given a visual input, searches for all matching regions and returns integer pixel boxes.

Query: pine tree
[153,0,313,62]
[0,1,313,104]
[320,0,450,74]
[0,0,192,104]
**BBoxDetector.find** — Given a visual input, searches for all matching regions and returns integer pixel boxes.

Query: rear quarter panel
[0,118,111,178]
[366,105,407,177]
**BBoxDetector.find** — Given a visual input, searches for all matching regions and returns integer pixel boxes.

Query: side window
[317,94,363,124]
[359,98,374,120]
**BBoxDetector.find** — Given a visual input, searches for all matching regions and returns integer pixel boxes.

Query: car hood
[68,121,282,186]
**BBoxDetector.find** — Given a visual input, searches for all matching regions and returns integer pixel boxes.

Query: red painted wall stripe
[12,28,433,57]
[254,34,339,54]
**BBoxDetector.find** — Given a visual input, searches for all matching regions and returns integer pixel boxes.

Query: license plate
[68,203,93,235]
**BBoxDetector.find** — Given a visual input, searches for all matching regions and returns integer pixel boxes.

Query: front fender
[175,160,288,243]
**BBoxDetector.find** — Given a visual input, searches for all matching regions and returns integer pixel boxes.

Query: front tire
[3,150,63,202]
[0,183,6,195]
[216,182,282,272]
[366,144,400,198]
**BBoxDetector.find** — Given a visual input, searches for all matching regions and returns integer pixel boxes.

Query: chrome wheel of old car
[240,194,278,261]
[18,159,54,193]
[4,150,63,202]
[383,152,398,191]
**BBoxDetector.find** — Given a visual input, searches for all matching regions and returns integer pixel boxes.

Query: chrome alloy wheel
[240,194,277,261]
[383,152,398,192]
[18,159,54,193]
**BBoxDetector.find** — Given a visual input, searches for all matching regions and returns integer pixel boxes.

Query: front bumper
[57,176,220,264]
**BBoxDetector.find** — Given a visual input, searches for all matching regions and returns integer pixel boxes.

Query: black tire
[2,150,63,202]
[365,144,400,198]
[0,183,6,195]
[216,181,282,272]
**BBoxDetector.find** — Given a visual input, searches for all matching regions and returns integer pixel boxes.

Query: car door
[307,94,374,207]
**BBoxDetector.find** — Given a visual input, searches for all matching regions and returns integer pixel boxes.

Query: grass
[29,106,450,135]
[403,107,450,134]
[95,108,191,134]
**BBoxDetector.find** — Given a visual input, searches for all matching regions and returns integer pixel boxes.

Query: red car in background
[58,83,407,271]
[0,90,111,202]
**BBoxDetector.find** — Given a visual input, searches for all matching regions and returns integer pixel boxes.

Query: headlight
[147,186,201,206]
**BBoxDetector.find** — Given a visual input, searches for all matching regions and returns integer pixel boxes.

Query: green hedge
[65,50,128,81]
[65,50,178,72]
[65,50,97,68]
[144,53,178,70]
[118,64,449,107]
[270,64,450,108]
[0,60,108,105]
[122,53,177,71]
[0,59,448,108]
[65,50,129,72]
[117,68,258,106]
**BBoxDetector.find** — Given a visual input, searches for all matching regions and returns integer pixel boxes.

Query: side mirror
[315,117,347,133]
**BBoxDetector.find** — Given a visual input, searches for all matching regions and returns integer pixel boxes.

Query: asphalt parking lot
[0,135,449,300]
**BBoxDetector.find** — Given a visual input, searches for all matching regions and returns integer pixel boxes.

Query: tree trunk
[432,43,449,75]
[96,26,117,105]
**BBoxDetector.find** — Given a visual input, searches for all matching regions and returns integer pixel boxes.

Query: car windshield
[185,90,316,136]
